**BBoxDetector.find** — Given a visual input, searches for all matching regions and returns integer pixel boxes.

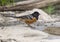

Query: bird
[13,11,40,24]
[1,11,40,27]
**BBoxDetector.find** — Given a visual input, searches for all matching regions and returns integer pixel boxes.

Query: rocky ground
[0,9,60,42]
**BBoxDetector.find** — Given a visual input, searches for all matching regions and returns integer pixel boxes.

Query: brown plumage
[25,17,37,24]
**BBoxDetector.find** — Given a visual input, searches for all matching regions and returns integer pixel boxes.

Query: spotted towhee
[1,11,40,27]
[13,11,40,24]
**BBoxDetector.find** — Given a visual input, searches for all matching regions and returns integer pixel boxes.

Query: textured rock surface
[0,25,49,42]
[0,9,60,42]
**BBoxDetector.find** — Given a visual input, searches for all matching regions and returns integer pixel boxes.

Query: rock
[44,27,60,35]
[0,25,49,42]
[0,9,60,42]
[0,14,5,24]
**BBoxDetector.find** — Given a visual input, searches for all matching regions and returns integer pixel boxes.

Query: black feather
[31,11,40,20]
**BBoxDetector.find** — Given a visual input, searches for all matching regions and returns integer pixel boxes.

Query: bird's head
[32,11,40,20]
